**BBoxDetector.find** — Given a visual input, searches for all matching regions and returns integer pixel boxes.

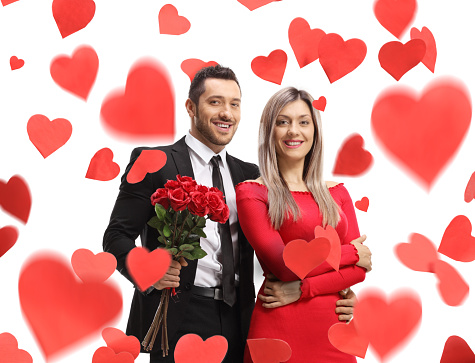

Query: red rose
[176,175,193,183]
[164,179,180,190]
[210,203,230,224]
[195,185,209,194]
[151,188,169,209]
[188,190,209,217]
[207,189,226,217]
[168,188,191,211]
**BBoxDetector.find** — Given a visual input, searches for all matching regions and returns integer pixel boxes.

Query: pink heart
[314,225,341,271]
[158,4,190,35]
[283,237,331,279]
[328,320,369,358]
[92,346,134,363]
[102,327,140,359]
[247,338,292,363]
[175,334,228,363]
[464,172,475,203]
[126,149,167,184]
[27,114,72,158]
[433,260,469,306]
[181,59,218,82]
[438,215,475,262]
[71,248,117,282]
[0,333,32,363]
[410,27,437,72]
[126,247,172,291]
[394,233,439,272]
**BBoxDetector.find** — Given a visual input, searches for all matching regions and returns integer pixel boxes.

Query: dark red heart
[27,114,72,158]
[440,336,475,363]
[371,78,471,189]
[247,338,292,363]
[181,59,218,82]
[159,4,190,35]
[328,320,369,358]
[251,50,287,85]
[374,0,417,39]
[126,246,172,291]
[410,27,437,73]
[10,56,24,70]
[438,215,475,262]
[71,248,117,282]
[333,134,373,176]
[433,260,469,306]
[52,0,96,38]
[0,333,32,363]
[126,149,167,184]
[102,327,140,359]
[174,334,228,363]
[0,175,31,224]
[354,197,369,212]
[378,39,426,81]
[0,226,18,258]
[100,60,175,141]
[50,45,99,100]
[288,17,326,68]
[283,237,331,279]
[86,148,121,181]
[394,233,439,272]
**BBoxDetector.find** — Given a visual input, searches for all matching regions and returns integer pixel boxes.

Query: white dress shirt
[185,132,239,287]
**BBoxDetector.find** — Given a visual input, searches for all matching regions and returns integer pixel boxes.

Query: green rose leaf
[191,247,207,259]
[167,247,178,255]
[195,228,207,238]
[163,224,172,237]
[196,216,206,228]
[155,203,167,220]
[148,216,161,229]
[179,244,194,252]
[157,235,167,245]
[180,251,194,260]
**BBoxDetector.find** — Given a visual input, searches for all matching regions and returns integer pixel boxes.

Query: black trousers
[150,290,244,363]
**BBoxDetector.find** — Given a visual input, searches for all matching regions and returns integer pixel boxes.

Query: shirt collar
[185,131,228,167]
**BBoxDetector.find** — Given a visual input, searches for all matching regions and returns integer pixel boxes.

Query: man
[103,65,370,362]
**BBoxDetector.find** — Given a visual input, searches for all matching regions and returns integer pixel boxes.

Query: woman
[236,87,370,362]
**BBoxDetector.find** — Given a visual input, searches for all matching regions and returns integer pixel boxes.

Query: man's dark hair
[188,65,240,105]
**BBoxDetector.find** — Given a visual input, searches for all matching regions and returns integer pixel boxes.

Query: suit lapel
[170,136,195,179]
[226,153,245,186]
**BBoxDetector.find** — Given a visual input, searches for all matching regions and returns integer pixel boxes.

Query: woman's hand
[258,274,302,308]
[350,235,372,272]
[336,288,357,321]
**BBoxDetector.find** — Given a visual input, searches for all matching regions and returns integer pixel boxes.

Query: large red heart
[371,78,472,189]
[126,246,171,291]
[174,334,228,363]
[0,175,31,224]
[312,96,326,112]
[354,197,369,212]
[394,233,439,272]
[159,4,190,35]
[288,17,326,68]
[378,39,426,81]
[27,114,72,158]
[86,148,121,181]
[52,0,96,38]
[18,254,122,359]
[283,237,331,279]
[374,0,417,39]
[10,56,24,70]
[327,320,369,358]
[0,333,32,363]
[126,149,167,184]
[247,338,292,363]
[433,260,469,306]
[92,346,135,363]
[410,27,437,73]
[318,33,367,83]
[102,327,140,359]
[314,225,341,271]
[50,45,99,100]
[440,336,475,363]
[181,59,218,82]
[251,49,287,85]
[2,0,19,5]
[0,226,18,258]
[100,60,175,141]
[465,172,475,203]
[71,248,117,283]
[438,215,475,262]
[353,289,422,361]
[237,0,281,11]
[332,134,373,176]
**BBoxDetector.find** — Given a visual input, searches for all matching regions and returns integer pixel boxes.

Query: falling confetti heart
[328,320,369,358]
[251,49,287,85]
[126,246,172,291]
[126,149,167,184]
[288,17,326,68]
[52,0,96,38]
[181,59,218,82]
[247,338,292,363]
[333,134,373,176]
[10,56,24,70]
[410,27,437,73]
[378,39,426,81]
[71,248,117,283]
[312,96,327,111]
[433,260,469,306]
[440,336,475,363]
[394,233,439,272]
[27,114,72,158]
[0,175,31,224]
[86,148,121,181]
[175,334,228,363]
[102,327,140,359]
[283,237,331,279]
[0,226,19,258]
[374,0,417,39]
[159,4,190,35]
[464,172,475,203]
[314,225,341,271]
[354,197,369,212]
[92,346,134,363]
[237,0,281,11]
[438,215,475,262]
[0,333,32,363]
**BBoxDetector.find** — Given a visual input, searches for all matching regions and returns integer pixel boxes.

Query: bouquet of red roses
[142,175,229,355]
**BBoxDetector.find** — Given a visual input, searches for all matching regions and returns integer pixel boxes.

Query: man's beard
[194,109,234,146]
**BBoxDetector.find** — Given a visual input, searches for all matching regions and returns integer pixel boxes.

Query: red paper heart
[237,0,281,11]
[27,114,72,158]
[251,49,287,85]
[318,33,367,83]
[371,78,471,189]
[0,175,31,224]
[247,338,292,363]
[312,96,326,112]
[333,134,373,176]
[126,247,171,291]
[10,56,24,70]
[126,149,167,184]
[283,237,331,280]
[102,327,140,359]
[159,4,190,35]
[174,334,228,363]
[314,225,341,271]
[18,254,122,359]
[438,215,475,262]
[2,0,19,6]
[394,233,439,272]
[288,17,326,68]
[374,0,417,39]
[92,346,134,363]
[71,249,117,283]
[440,336,475,363]
[354,197,369,212]
[0,226,18,258]
[181,59,218,82]
[433,260,469,306]
[465,172,475,203]
[328,320,369,358]
[52,0,96,38]
[50,45,99,100]
[378,39,426,81]
[100,60,175,141]
[353,289,422,361]
[0,333,32,363]
[86,148,121,181]
[410,27,437,73]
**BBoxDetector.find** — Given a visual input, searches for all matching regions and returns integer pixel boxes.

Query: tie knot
[211,155,221,168]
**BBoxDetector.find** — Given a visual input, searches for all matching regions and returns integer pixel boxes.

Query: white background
[0,0,474,362]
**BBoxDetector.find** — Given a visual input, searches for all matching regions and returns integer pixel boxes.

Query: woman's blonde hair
[258,87,340,229]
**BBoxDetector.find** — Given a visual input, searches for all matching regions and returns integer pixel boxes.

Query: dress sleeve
[236,183,360,282]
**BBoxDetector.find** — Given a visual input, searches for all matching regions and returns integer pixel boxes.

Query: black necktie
[210,155,236,306]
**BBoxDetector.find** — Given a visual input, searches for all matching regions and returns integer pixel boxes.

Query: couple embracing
[104,65,372,362]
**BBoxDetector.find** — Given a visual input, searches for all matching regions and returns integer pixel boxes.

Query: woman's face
[273,99,315,163]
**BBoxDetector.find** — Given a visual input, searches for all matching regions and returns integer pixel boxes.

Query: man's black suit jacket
[103,136,260,353]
